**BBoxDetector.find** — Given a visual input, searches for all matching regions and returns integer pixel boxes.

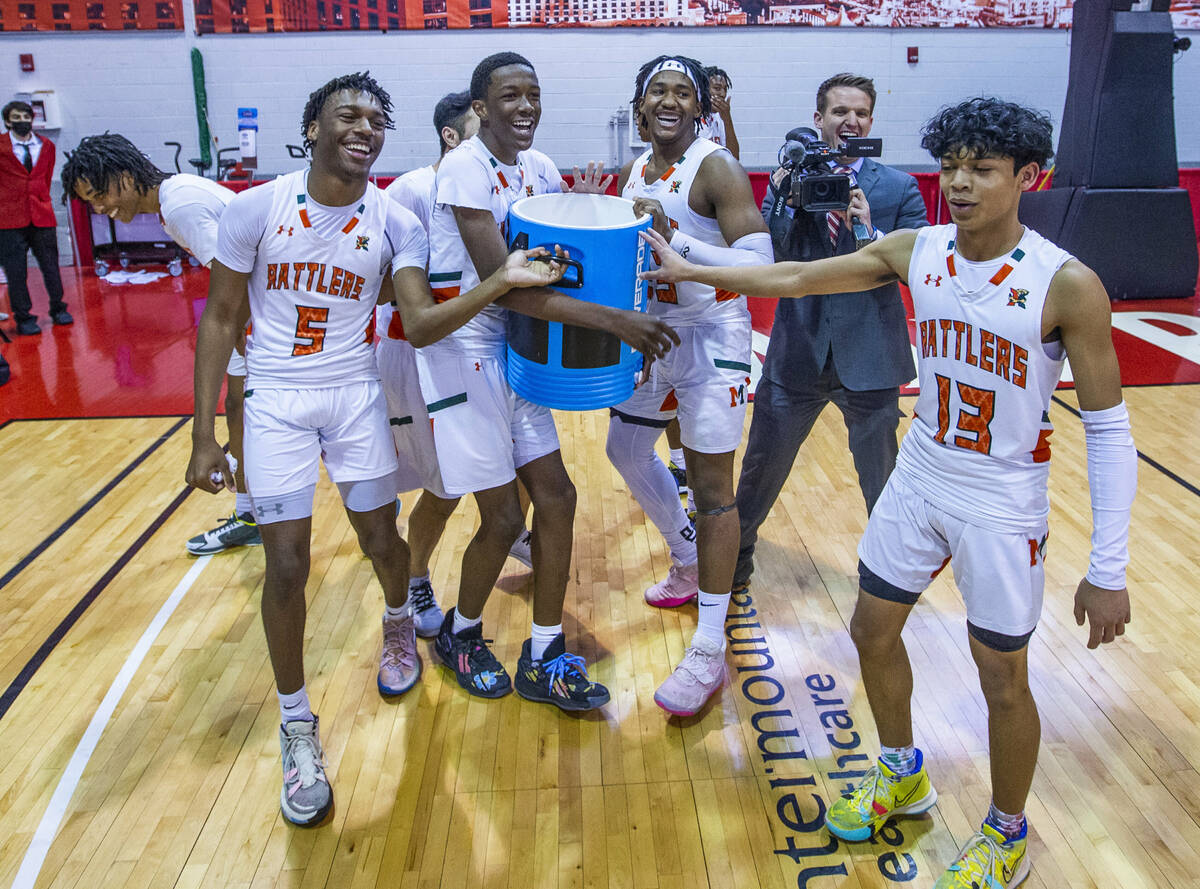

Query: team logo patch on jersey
[1007,287,1029,308]
[924,273,942,287]
[355,235,370,251]
[525,185,534,196]
[669,180,682,194]
[276,225,294,237]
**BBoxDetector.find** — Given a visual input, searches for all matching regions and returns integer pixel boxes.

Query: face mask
[9,121,32,138]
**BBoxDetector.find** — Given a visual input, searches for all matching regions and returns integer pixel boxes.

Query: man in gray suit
[733,72,927,591]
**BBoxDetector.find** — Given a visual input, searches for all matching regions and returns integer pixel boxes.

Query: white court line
[9,555,212,889]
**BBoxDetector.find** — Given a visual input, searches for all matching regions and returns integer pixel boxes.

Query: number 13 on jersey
[933,373,995,455]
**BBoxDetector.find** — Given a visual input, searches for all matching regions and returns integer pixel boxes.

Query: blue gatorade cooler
[505,193,651,411]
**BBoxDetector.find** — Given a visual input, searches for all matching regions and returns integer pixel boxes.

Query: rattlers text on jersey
[219,170,390,389]
[898,224,1072,533]
[622,137,747,327]
[424,136,562,356]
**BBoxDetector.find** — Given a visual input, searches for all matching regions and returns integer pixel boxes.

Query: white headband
[646,59,700,95]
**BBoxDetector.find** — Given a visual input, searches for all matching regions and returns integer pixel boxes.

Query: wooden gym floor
[1,268,1199,889]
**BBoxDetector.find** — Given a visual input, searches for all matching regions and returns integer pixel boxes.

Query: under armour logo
[474,361,481,372]
[276,225,294,237]
[924,274,942,287]
[256,502,285,518]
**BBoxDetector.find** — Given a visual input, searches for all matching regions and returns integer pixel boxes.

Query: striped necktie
[826,165,854,248]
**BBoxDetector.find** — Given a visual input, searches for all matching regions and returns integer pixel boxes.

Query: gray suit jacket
[760,158,927,392]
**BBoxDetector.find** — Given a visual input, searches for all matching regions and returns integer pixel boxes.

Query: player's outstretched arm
[187,260,250,494]
[393,247,567,348]
[1047,260,1136,649]
[638,226,915,300]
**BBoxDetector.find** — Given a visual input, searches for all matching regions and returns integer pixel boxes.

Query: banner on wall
[192,0,1199,33]
[0,0,183,30]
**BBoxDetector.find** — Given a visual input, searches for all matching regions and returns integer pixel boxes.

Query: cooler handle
[509,231,583,288]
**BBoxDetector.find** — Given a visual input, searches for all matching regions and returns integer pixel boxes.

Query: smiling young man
[696,65,739,160]
[420,51,679,712]
[62,134,261,558]
[639,97,1137,888]
[606,55,772,718]
[186,72,569,826]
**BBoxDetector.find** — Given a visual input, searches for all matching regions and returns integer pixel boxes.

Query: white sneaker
[653,634,726,716]
[279,716,333,826]
[644,560,699,608]
[508,528,533,569]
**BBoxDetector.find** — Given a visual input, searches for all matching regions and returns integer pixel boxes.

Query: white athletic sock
[669,447,685,469]
[384,601,412,621]
[453,609,482,636]
[693,590,730,648]
[880,744,917,776]
[278,685,313,724]
[408,574,431,589]
[235,492,253,515]
[530,622,562,661]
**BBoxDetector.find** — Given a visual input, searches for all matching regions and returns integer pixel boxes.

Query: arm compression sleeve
[1080,401,1137,590]
[668,230,773,268]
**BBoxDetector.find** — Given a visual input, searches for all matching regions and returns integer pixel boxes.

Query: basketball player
[378,90,478,638]
[186,72,568,826]
[61,134,258,557]
[605,55,772,717]
[696,65,739,160]
[422,51,678,711]
[639,97,1136,889]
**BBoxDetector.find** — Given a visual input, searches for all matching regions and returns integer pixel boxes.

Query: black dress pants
[0,225,66,322]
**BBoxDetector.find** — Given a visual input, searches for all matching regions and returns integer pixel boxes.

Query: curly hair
[632,55,711,132]
[470,52,535,102]
[921,97,1054,172]
[301,71,394,153]
[61,133,168,202]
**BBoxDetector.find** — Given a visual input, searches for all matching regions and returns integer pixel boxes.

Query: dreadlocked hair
[921,97,1054,173]
[632,55,711,130]
[470,52,535,101]
[301,71,394,152]
[704,66,732,88]
[61,133,168,204]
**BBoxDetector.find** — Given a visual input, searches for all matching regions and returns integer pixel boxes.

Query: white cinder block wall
[3,19,1198,195]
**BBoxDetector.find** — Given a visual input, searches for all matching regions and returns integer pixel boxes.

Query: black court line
[1051,394,1200,499]
[0,416,190,593]
[0,484,195,722]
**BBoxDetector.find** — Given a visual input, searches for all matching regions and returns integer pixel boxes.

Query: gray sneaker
[378,613,421,696]
[508,529,533,569]
[408,578,444,638]
[279,717,333,826]
[186,512,262,555]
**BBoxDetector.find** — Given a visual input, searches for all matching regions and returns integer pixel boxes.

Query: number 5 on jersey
[292,305,328,356]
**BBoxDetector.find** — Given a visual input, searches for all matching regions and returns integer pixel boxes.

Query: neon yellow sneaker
[934,822,1030,888]
[825,749,937,842]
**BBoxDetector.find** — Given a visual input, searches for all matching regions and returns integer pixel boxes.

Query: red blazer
[0,132,57,229]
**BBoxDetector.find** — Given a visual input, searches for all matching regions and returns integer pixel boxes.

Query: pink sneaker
[653,634,726,716]
[644,560,699,608]
[378,613,421,697]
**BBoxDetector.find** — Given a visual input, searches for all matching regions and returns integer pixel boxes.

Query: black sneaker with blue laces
[434,608,511,698]
[667,460,687,494]
[514,633,610,711]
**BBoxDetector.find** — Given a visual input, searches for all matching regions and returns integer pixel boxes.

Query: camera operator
[732,72,927,593]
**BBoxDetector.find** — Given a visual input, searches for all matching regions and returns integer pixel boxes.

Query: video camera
[778,127,882,212]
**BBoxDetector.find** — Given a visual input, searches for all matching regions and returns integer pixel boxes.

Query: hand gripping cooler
[505,193,651,410]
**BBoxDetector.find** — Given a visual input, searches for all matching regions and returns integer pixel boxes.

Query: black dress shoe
[16,318,40,335]
[51,310,74,326]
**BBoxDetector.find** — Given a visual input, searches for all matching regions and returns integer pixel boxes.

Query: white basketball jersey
[897,224,1073,532]
[696,114,726,148]
[245,170,388,388]
[425,136,562,356]
[622,137,748,327]
[378,165,437,345]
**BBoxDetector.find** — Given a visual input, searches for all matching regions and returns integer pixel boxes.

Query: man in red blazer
[0,100,70,336]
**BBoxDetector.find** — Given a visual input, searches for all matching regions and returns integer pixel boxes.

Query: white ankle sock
[278,685,313,724]
[384,601,412,620]
[669,448,685,468]
[531,622,562,661]
[453,609,482,635]
[235,492,253,515]
[693,589,730,648]
[880,744,917,776]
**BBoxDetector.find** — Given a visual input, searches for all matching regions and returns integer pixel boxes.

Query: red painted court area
[3,258,1199,425]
